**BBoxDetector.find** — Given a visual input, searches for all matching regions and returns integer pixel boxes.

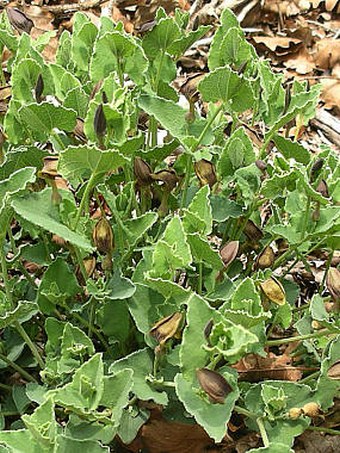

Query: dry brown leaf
[320,78,340,115]
[140,417,214,453]
[283,48,315,74]
[253,36,302,55]
[314,38,340,70]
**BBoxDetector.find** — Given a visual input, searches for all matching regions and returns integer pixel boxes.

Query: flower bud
[316,179,329,198]
[150,312,183,346]
[311,320,322,330]
[92,218,114,254]
[40,156,59,179]
[255,160,267,172]
[302,402,320,417]
[255,246,275,270]
[327,360,340,380]
[134,157,153,187]
[196,368,232,404]
[35,74,44,103]
[94,103,106,138]
[326,267,340,302]
[74,118,87,142]
[260,277,286,306]
[288,407,302,419]
[7,8,34,34]
[243,219,263,242]
[194,159,217,188]
[220,241,239,268]
[310,158,324,182]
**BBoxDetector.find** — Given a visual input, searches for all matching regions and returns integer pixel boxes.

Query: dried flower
[327,360,340,380]
[134,157,153,187]
[92,218,114,254]
[151,169,179,192]
[150,312,183,346]
[74,118,87,142]
[40,156,59,179]
[255,246,275,270]
[7,8,34,35]
[260,277,286,306]
[203,319,214,344]
[94,103,107,138]
[255,160,267,172]
[220,241,239,268]
[194,159,217,188]
[326,267,340,302]
[196,368,232,404]
[288,407,302,419]
[302,402,320,417]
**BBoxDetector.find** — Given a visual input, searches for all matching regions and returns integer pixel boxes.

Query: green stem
[0,352,37,383]
[234,405,255,418]
[300,197,311,241]
[87,297,96,339]
[198,261,203,295]
[208,353,223,370]
[266,329,334,347]
[14,322,45,369]
[0,411,20,417]
[257,417,270,447]
[299,370,320,384]
[0,382,12,391]
[74,174,96,230]
[307,426,340,436]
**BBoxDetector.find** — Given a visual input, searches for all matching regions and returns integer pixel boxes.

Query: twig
[43,0,107,14]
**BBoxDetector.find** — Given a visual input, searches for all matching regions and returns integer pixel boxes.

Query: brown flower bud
[94,103,106,138]
[327,360,340,380]
[83,257,96,278]
[255,246,275,270]
[134,157,153,187]
[92,218,114,254]
[255,160,267,172]
[150,312,183,346]
[260,277,286,306]
[35,74,44,103]
[90,80,103,100]
[194,159,217,188]
[151,169,179,192]
[310,158,324,182]
[243,219,263,242]
[326,267,340,302]
[180,73,205,103]
[302,402,320,417]
[203,319,214,343]
[316,179,329,198]
[311,320,322,330]
[196,368,232,404]
[7,8,34,35]
[288,407,302,419]
[220,241,239,268]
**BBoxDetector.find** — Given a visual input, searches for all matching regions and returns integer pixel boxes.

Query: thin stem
[198,261,203,295]
[0,352,37,383]
[87,297,96,339]
[307,426,340,436]
[266,329,334,347]
[257,417,269,447]
[208,353,223,370]
[299,370,320,384]
[0,411,20,417]
[14,322,45,369]
[234,405,255,418]
[0,382,12,391]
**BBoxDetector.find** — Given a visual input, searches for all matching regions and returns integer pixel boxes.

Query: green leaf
[0,147,47,180]
[22,399,56,447]
[0,167,36,234]
[151,216,192,278]
[58,145,128,187]
[49,64,81,100]
[109,348,168,405]
[11,189,93,251]
[90,31,148,85]
[0,429,42,453]
[142,16,181,58]
[18,102,77,142]
[187,234,223,269]
[208,9,240,70]
[100,369,133,423]
[37,257,81,313]
[0,301,38,329]
[138,93,213,147]
[104,270,136,300]
[210,195,243,222]
[273,135,311,165]
[168,25,210,58]
[316,335,340,409]
[310,294,329,322]
[175,368,239,442]
[64,86,89,118]
[198,67,254,112]
[51,354,104,412]
[55,435,109,452]
[180,293,215,379]
[247,444,294,453]
[217,127,256,178]
[117,408,149,445]
[43,318,95,384]
[183,185,212,235]
[71,13,98,73]
[215,27,256,70]
[258,60,285,126]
